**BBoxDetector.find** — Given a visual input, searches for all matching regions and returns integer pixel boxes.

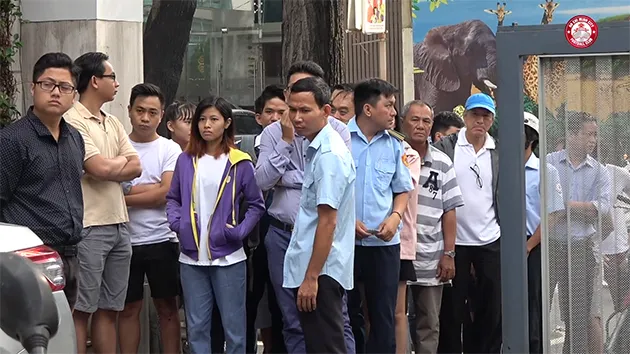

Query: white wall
[21,0,142,22]
[19,0,144,131]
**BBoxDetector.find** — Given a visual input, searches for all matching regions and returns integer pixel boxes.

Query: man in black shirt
[0,52,85,310]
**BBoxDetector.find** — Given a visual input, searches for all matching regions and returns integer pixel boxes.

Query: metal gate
[496,21,630,353]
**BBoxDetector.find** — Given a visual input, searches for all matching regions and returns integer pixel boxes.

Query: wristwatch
[444,250,456,258]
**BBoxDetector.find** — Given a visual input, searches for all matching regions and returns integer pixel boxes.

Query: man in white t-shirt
[433,93,502,353]
[117,84,182,354]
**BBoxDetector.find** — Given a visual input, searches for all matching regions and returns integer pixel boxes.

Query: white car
[0,223,77,354]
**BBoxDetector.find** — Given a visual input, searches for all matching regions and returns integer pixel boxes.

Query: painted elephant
[414,19,497,113]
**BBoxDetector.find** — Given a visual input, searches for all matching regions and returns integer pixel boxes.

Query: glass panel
[539,54,630,353]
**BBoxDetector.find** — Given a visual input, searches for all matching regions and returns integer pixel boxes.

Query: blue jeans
[180,261,247,354]
[265,225,356,353]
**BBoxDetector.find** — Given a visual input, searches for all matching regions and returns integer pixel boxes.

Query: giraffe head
[539,0,559,25]
[484,2,512,26]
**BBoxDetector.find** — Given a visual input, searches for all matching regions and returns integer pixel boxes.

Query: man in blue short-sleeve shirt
[348,78,413,353]
[282,77,356,354]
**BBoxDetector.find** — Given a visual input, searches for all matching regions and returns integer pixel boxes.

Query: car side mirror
[0,252,59,354]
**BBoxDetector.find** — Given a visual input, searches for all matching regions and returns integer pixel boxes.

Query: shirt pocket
[301,175,317,209]
[375,158,396,192]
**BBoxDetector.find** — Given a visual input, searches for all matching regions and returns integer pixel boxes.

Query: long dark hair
[186,95,235,158]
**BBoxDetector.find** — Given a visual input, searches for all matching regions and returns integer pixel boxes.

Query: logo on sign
[565,15,599,49]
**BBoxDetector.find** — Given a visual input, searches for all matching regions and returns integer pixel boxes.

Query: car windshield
[232,110,262,136]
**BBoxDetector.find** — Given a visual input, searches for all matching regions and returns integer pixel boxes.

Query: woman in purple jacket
[166,95,265,354]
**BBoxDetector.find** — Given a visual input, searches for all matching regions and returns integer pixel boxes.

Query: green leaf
[440,0,448,4]
[429,1,437,11]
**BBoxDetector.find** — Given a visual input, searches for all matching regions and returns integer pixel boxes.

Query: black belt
[50,244,78,257]
[269,217,293,233]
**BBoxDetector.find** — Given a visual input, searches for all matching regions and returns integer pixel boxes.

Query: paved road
[548,280,617,353]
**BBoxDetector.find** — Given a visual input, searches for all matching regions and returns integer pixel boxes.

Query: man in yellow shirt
[64,52,142,354]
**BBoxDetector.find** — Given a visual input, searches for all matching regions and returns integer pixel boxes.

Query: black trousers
[349,245,400,354]
[295,275,346,354]
[527,244,543,354]
[548,238,595,354]
[439,239,502,354]
[348,287,366,353]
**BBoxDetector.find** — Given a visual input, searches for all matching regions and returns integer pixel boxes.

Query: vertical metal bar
[378,32,388,80]
[496,29,529,353]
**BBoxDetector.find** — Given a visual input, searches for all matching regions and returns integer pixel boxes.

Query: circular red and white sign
[565,15,599,49]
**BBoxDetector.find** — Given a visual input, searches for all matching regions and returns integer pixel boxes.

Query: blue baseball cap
[465,93,496,115]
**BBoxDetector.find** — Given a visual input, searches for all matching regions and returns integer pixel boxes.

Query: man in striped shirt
[400,100,464,353]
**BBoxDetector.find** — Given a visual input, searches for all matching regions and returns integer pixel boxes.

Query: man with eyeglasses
[433,93,502,354]
[331,83,355,124]
[65,52,142,354]
[0,52,84,310]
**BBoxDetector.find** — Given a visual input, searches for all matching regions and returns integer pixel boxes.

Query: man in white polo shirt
[433,93,502,353]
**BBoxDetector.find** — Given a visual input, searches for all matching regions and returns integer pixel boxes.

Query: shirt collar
[73,101,110,121]
[308,123,333,151]
[424,144,435,166]
[525,153,539,170]
[26,106,72,139]
[457,128,496,150]
[557,149,595,168]
[347,117,388,142]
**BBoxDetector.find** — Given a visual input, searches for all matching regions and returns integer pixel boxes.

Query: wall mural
[412,0,630,117]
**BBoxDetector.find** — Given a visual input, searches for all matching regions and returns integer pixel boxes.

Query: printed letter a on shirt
[423,171,439,190]
[423,171,439,196]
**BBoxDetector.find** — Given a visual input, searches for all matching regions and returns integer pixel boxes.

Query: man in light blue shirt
[546,111,611,354]
[523,112,565,354]
[348,78,413,353]
[282,76,356,353]
[254,61,355,353]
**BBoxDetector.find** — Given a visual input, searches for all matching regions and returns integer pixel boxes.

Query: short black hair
[332,83,354,93]
[289,77,331,108]
[353,78,398,117]
[286,61,325,83]
[430,111,464,141]
[32,52,79,86]
[165,101,196,123]
[567,111,597,135]
[129,83,165,107]
[331,83,354,102]
[74,52,109,94]
[525,125,539,151]
[254,84,285,114]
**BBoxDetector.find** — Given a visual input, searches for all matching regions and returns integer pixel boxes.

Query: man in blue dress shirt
[254,61,355,353]
[282,76,356,354]
[522,112,565,354]
[348,78,414,353]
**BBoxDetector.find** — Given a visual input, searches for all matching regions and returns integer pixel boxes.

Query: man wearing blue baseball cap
[433,93,503,353]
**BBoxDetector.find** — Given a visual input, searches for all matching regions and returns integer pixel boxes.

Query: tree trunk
[281,0,346,85]
[143,0,197,137]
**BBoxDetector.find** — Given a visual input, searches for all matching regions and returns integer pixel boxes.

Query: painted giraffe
[522,0,565,105]
[540,0,560,25]
[484,2,512,26]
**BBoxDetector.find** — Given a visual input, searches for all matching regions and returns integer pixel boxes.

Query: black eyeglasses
[470,162,483,188]
[98,73,117,81]
[35,81,75,94]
